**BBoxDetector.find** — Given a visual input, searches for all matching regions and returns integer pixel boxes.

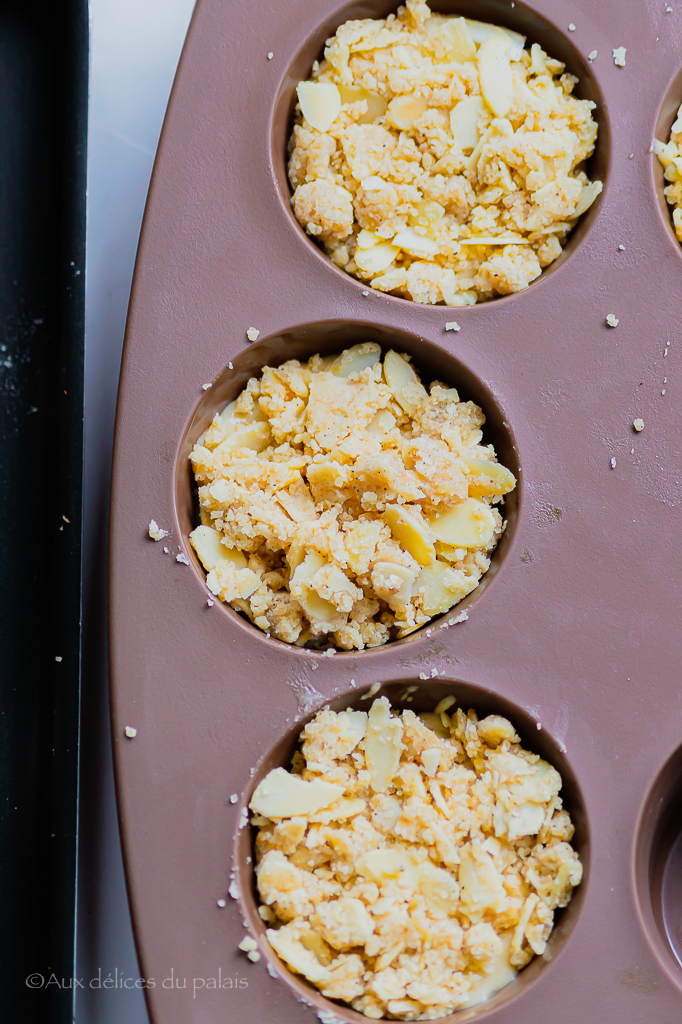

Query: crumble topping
[287,0,600,305]
[250,697,582,1019]
[188,343,515,649]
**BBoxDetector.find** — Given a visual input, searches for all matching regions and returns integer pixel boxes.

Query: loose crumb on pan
[633,418,644,432]
[188,343,516,650]
[247,327,261,342]
[568,23,576,31]
[612,46,626,67]
[654,105,682,241]
[176,552,190,565]
[445,321,460,331]
[605,313,619,327]
[124,726,137,738]
[287,0,601,306]
[148,519,169,541]
[250,697,582,1020]
[587,50,597,61]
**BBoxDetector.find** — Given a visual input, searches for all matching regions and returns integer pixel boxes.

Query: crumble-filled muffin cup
[250,696,583,1019]
[288,0,601,305]
[655,102,682,241]
[188,342,516,650]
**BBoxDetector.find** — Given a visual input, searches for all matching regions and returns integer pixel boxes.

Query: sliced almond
[465,18,525,61]
[420,748,442,777]
[478,38,514,118]
[331,341,382,377]
[386,95,429,130]
[428,498,496,548]
[291,552,340,624]
[442,16,477,61]
[414,561,476,615]
[338,85,387,124]
[250,767,344,818]
[370,561,416,608]
[418,711,450,738]
[364,697,404,792]
[213,421,271,455]
[383,350,428,416]
[276,478,317,523]
[190,525,247,571]
[572,179,603,218]
[360,174,390,191]
[296,81,341,132]
[355,242,400,274]
[392,227,440,258]
[383,504,435,566]
[465,458,516,496]
[459,843,506,913]
[414,860,459,912]
[411,199,445,229]
[356,228,381,249]
[366,408,396,435]
[450,95,485,152]
[356,847,409,880]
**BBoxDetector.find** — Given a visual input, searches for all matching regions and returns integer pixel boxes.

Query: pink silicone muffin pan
[109,0,682,1021]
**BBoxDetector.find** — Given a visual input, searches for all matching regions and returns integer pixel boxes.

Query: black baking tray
[0,1,87,1021]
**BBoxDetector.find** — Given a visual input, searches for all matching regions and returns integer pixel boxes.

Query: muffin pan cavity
[635,743,682,990]
[175,320,520,651]
[652,67,682,256]
[236,678,588,1022]
[271,0,609,307]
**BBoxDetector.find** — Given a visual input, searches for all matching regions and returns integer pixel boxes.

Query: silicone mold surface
[110,1,682,1022]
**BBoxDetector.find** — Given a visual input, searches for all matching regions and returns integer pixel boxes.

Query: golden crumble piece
[251,697,582,1018]
[287,0,601,305]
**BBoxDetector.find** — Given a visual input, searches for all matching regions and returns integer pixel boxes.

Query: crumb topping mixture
[288,0,600,305]
[250,698,582,1020]
[189,343,515,649]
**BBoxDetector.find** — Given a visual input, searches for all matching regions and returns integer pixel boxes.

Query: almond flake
[297,81,341,132]
[478,38,514,117]
[364,697,404,792]
[250,767,344,818]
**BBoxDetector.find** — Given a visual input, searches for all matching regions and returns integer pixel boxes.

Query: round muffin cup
[176,321,521,650]
[236,678,589,1023]
[110,0,682,1021]
[652,66,682,257]
[271,0,610,309]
